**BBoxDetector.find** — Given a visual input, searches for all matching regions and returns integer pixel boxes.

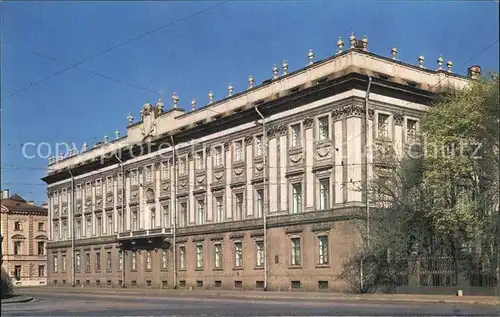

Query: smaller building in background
[1,189,48,287]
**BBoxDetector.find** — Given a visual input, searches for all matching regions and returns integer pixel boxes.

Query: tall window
[75,253,81,272]
[214,146,223,166]
[96,216,102,237]
[118,250,123,271]
[131,252,137,270]
[179,157,186,175]
[14,266,21,279]
[61,254,66,272]
[378,113,389,138]
[53,255,59,273]
[131,170,139,187]
[179,203,187,227]
[106,176,113,193]
[292,183,302,214]
[61,220,67,240]
[117,174,123,202]
[150,207,156,228]
[318,178,330,210]
[132,210,138,231]
[407,119,417,144]
[106,251,112,271]
[197,200,205,225]
[76,185,82,200]
[196,245,204,268]
[195,151,204,170]
[318,236,329,265]
[86,217,92,237]
[234,140,243,161]
[85,252,91,272]
[234,193,244,221]
[85,182,91,198]
[161,249,168,270]
[254,135,263,157]
[179,246,186,269]
[214,243,222,269]
[234,242,243,267]
[145,165,153,183]
[53,222,59,240]
[37,242,45,255]
[146,251,152,270]
[61,189,67,204]
[160,161,170,180]
[290,123,302,148]
[117,211,123,232]
[255,240,264,267]
[95,179,102,196]
[38,265,45,277]
[76,218,81,239]
[255,189,263,218]
[95,251,101,272]
[162,203,170,228]
[38,222,45,231]
[14,221,21,231]
[291,237,301,265]
[317,116,329,141]
[215,197,224,223]
[107,214,113,234]
[13,241,21,255]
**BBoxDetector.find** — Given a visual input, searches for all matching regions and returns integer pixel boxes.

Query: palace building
[42,34,478,291]
[1,190,49,287]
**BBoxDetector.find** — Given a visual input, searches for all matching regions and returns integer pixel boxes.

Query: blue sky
[1,1,498,204]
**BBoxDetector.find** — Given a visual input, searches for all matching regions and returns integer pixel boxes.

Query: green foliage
[1,267,14,299]
[340,76,499,293]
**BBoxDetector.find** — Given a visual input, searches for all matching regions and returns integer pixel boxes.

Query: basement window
[291,281,301,289]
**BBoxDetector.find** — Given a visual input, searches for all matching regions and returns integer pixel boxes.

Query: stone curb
[20,287,500,306]
[1,296,34,304]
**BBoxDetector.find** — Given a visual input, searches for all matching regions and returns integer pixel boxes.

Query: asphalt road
[1,292,499,316]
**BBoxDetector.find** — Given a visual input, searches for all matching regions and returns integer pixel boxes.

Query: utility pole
[254,106,268,291]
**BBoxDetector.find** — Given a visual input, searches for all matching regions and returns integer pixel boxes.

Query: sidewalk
[20,286,500,306]
[1,295,34,304]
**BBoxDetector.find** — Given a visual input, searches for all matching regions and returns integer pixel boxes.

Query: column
[245,139,253,217]
[268,137,278,213]
[346,115,362,202]
[279,135,287,212]
[334,119,343,204]
[305,121,314,210]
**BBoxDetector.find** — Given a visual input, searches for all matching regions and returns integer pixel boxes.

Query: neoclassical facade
[1,190,49,287]
[43,37,476,291]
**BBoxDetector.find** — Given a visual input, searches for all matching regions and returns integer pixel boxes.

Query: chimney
[467,65,481,80]
[28,201,35,205]
[1,189,9,200]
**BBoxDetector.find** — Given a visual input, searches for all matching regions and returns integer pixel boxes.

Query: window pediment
[11,234,26,240]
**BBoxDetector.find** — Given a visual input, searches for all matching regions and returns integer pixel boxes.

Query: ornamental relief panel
[314,143,333,162]
[160,182,170,197]
[213,167,225,181]
[145,188,155,202]
[130,188,139,202]
[95,197,103,209]
[106,193,114,205]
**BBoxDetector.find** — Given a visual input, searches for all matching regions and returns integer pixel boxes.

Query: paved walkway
[19,286,500,306]
[1,296,34,304]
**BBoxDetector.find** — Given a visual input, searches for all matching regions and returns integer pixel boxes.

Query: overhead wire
[1,1,229,101]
